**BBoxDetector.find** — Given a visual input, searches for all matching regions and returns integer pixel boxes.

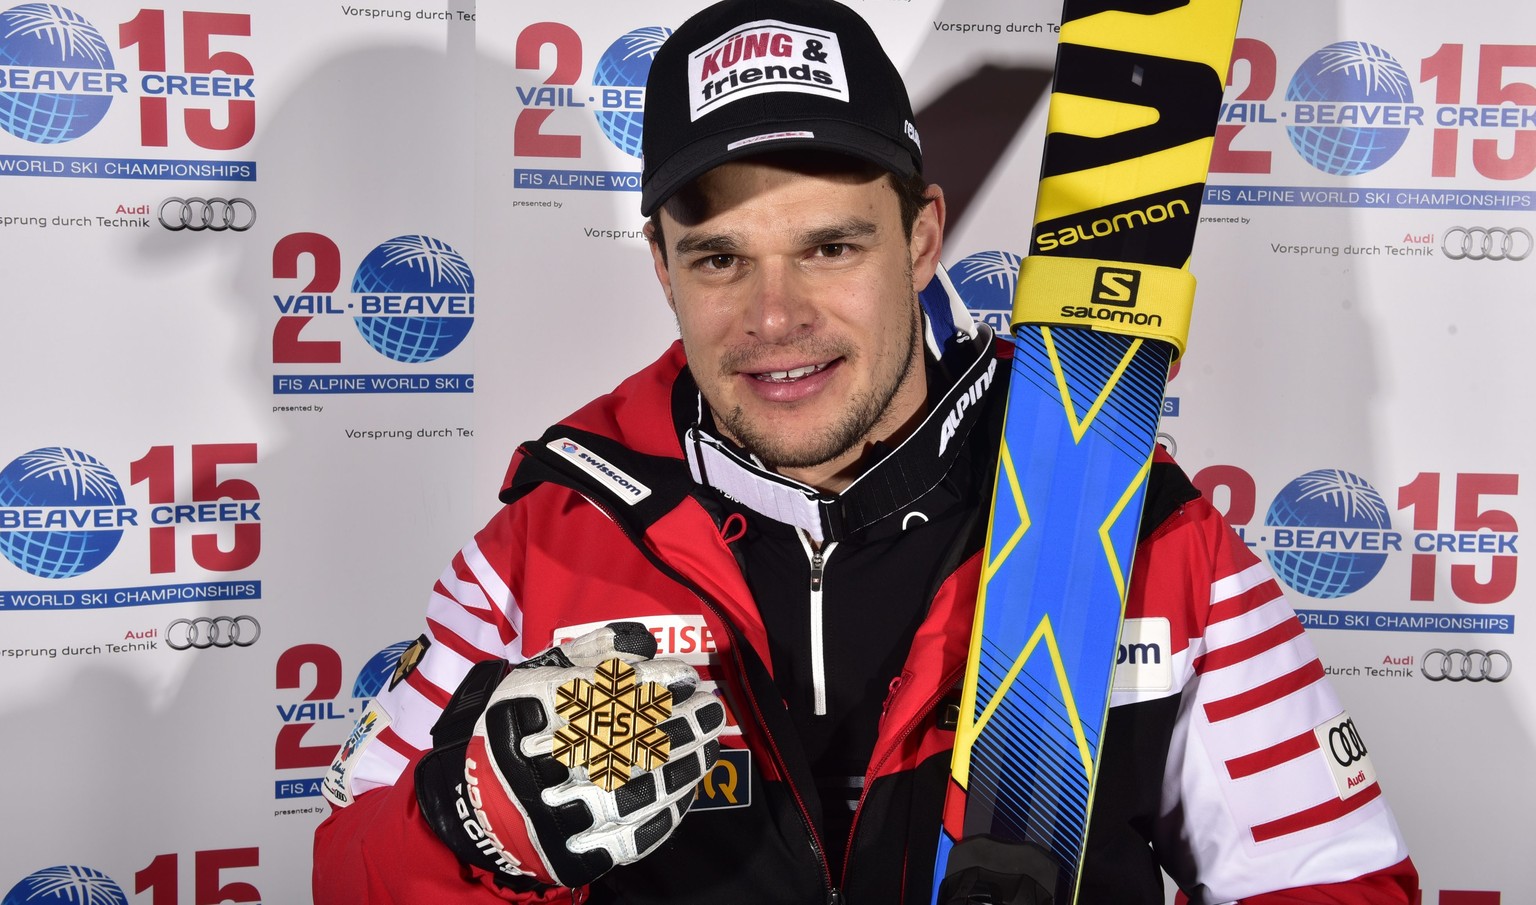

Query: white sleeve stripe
[425,591,510,653]
[1197,680,1344,762]
[1222,727,1317,779]
[376,680,451,751]
[1202,597,1303,653]
[350,736,411,796]
[438,566,493,613]
[463,540,526,660]
[1210,560,1273,605]
[1251,783,1384,842]
[1204,659,1325,723]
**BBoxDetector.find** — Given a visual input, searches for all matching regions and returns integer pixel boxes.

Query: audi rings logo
[158,197,256,232]
[1422,648,1511,682]
[166,615,261,650]
[1326,717,1369,767]
[1441,226,1532,261]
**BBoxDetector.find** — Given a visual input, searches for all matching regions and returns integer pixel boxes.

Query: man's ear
[643,220,675,312]
[909,184,946,292]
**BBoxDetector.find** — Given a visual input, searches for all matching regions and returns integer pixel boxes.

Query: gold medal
[553,658,673,791]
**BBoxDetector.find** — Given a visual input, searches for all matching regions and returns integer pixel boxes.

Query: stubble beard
[710,294,923,472]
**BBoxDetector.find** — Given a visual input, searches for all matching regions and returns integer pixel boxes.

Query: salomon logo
[1092,267,1141,307]
[1035,199,1191,253]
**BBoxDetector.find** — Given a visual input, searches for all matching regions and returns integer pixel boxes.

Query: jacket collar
[683,317,1001,545]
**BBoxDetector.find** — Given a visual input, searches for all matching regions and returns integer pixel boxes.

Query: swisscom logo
[0,4,116,144]
[1265,469,1392,599]
[1285,42,1414,176]
[0,447,130,578]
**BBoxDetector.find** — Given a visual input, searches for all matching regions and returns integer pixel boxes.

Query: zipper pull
[827,889,845,905]
[879,673,907,728]
[810,549,825,593]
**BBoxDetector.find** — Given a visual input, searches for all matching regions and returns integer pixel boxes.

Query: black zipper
[840,662,966,894]
[574,488,840,896]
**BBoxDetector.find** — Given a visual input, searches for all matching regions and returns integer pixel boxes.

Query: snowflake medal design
[553,657,673,791]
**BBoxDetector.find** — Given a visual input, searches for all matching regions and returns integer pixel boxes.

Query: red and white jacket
[313,335,1416,904]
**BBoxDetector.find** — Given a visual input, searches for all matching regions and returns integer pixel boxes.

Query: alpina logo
[938,358,998,457]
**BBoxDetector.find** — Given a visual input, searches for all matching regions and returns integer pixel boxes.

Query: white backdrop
[0,1,1528,902]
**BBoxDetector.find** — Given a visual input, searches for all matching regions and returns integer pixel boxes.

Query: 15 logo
[1217,38,1536,181]
[0,5,255,150]
[0,443,260,578]
[1194,465,1519,604]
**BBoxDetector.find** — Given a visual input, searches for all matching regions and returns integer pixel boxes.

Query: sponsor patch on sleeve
[693,748,752,811]
[688,19,848,121]
[1112,617,1173,692]
[389,633,430,691]
[321,702,389,808]
[547,438,652,504]
[1313,711,1377,800]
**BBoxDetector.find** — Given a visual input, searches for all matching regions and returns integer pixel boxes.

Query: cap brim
[640,121,918,217]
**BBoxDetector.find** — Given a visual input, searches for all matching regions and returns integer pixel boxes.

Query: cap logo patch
[688,19,848,121]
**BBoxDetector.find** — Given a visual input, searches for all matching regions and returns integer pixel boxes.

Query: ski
[932,2,1241,902]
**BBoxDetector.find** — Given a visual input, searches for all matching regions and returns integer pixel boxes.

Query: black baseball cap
[640,0,923,216]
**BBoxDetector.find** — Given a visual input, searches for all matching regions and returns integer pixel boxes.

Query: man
[313,1,1418,902]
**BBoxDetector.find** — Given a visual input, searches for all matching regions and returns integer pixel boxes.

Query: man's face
[648,157,944,491]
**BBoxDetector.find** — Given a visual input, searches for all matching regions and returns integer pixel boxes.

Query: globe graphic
[0,447,124,579]
[0,4,115,144]
[593,27,669,158]
[1265,469,1390,599]
[952,250,1023,313]
[353,640,413,698]
[1285,41,1412,176]
[3,865,128,905]
[351,235,475,363]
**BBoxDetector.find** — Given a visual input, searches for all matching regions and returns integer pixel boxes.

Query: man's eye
[702,254,735,270]
[818,244,848,257]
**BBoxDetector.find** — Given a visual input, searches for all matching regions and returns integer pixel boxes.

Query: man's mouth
[752,362,831,383]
